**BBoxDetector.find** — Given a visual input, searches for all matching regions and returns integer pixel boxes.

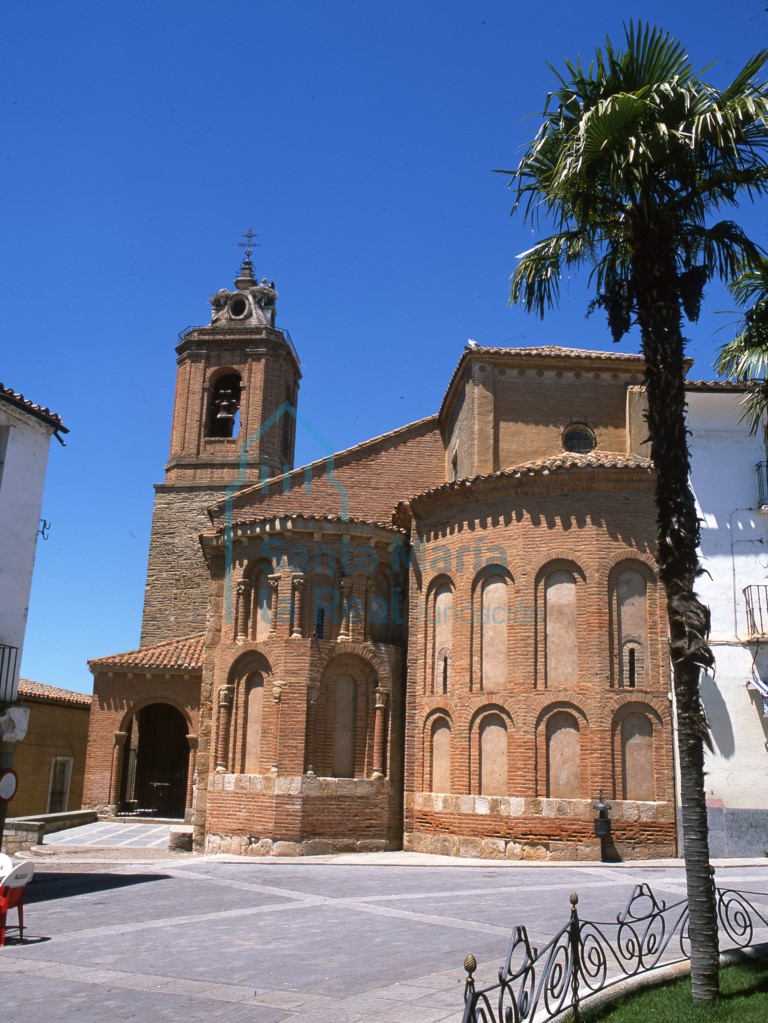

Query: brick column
[185,734,198,814]
[270,680,285,774]
[305,681,320,775]
[291,575,305,638]
[363,579,374,642]
[268,574,280,637]
[372,688,388,779]
[338,578,352,641]
[392,584,404,642]
[109,731,128,806]
[215,686,234,771]
[235,581,252,641]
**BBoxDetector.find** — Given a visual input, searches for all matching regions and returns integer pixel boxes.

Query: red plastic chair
[0,860,34,946]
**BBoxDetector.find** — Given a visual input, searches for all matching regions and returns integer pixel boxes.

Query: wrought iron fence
[744,584,768,637]
[461,882,768,1023]
[176,323,300,365]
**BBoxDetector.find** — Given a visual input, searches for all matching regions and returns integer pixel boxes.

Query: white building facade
[0,385,66,833]
[688,383,768,857]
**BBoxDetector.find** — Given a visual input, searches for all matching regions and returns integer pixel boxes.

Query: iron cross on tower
[239,229,260,259]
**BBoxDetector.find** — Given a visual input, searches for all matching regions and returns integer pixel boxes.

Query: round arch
[119,701,190,819]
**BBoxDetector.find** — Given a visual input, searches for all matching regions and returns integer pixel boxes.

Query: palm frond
[510,231,593,317]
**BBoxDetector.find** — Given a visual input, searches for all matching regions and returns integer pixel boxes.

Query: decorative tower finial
[235,229,259,290]
[239,228,259,260]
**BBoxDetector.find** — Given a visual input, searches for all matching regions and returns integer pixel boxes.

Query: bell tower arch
[140,245,301,647]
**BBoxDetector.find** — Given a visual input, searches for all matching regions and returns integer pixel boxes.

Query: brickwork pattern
[211,417,445,528]
[82,670,201,812]
[402,468,675,859]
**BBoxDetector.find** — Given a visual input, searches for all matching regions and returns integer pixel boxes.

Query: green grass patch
[581,959,768,1022]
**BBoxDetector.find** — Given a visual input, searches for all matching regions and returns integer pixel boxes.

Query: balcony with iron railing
[757,461,768,510]
[177,323,300,366]
[0,643,19,704]
[744,584,768,638]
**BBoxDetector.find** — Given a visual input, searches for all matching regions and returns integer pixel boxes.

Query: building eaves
[401,452,655,515]
[206,512,407,537]
[0,383,69,440]
[685,379,758,392]
[17,679,91,707]
[438,345,647,421]
[88,634,205,672]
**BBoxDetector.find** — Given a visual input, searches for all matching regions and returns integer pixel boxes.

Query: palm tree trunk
[633,237,719,1001]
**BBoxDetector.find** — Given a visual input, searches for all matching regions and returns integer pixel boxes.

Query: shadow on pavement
[24,871,171,903]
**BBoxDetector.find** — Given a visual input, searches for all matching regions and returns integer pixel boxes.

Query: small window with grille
[48,756,73,813]
[563,424,596,454]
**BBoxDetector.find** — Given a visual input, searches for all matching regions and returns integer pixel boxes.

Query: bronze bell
[215,390,237,421]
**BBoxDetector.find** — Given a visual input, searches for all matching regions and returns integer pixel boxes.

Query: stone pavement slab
[44,821,172,848]
[2,856,767,1022]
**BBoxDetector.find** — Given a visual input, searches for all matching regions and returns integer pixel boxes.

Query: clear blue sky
[3,1,767,693]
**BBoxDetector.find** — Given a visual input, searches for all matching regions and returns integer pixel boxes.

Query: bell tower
[140,241,301,646]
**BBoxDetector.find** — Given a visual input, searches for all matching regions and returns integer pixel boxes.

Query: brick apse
[83,254,676,859]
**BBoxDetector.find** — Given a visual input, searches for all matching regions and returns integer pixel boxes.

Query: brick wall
[402,464,675,860]
[194,523,406,854]
[82,670,201,812]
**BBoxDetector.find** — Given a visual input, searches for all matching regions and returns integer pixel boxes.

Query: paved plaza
[2,842,768,1022]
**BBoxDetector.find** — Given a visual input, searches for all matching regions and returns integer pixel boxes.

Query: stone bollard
[168,825,193,852]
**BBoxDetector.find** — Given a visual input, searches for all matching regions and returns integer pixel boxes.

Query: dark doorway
[120,704,189,819]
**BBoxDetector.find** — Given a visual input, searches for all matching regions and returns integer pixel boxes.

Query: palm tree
[716,258,768,432]
[499,23,768,1001]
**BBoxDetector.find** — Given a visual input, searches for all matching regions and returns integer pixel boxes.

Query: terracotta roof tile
[470,344,645,362]
[211,512,407,535]
[18,679,91,706]
[89,634,205,672]
[208,415,439,516]
[685,379,758,392]
[0,383,68,433]
[406,452,654,505]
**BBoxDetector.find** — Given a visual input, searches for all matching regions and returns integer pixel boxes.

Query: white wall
[688,390,768,855]
[0,400,54,703]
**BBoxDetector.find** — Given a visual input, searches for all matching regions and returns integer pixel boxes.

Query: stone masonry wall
[141,486,226,647]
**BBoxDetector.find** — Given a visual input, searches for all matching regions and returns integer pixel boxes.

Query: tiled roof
[209,512,407,536]
[207,415,439,515]
[685,379,758,392]
[406,452,654,505]
[18,679,91,707]
[0,383,68,434]
[89,634,205,672]
[468,344,645,362]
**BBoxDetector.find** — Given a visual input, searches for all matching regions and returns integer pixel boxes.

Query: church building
[83,252,677,860]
